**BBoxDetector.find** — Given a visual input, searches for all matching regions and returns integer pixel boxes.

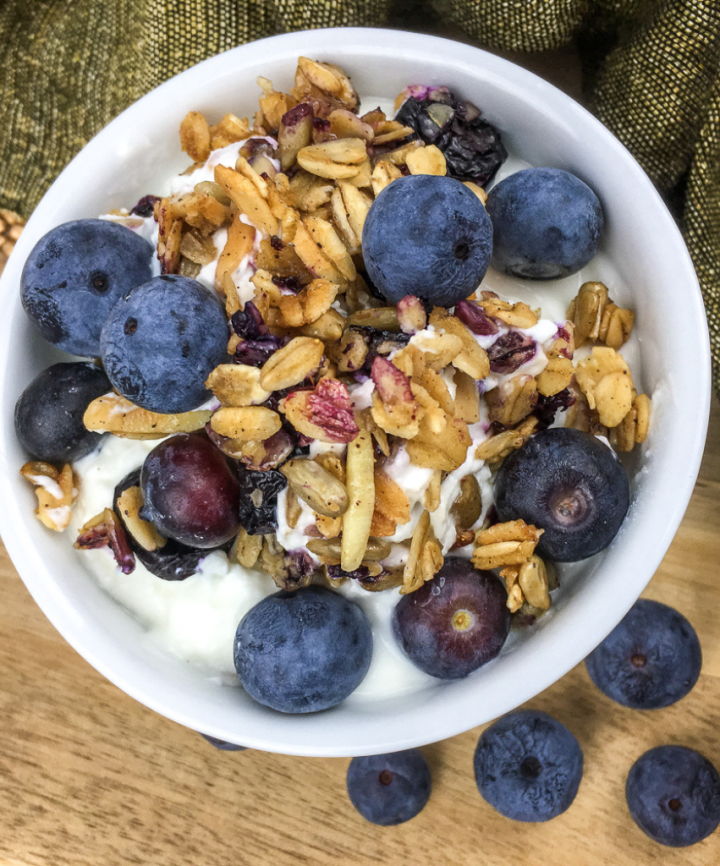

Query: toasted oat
[574,346,634,428]
[214,165,277,236]
[453,369,481,424]
[370,161,403,197]
[475,416,539,462]
[598,302,634,350]
[179,111,211,163]
[410,331,463,371]
[406,145,447,176]
[423,469,443,513]
[297,138,367,179]
[260,336,324,391]
[485,375,538,427]
[610,392,652,452]
[400,511,443,595]
[209,113,251,149]
[280,458,349,518]
[346,307,399,330]
[285,486,302,529]
[205,364,271,407]
[481,298,538,329]
[230,527,263,568]
[536,337,574,397]
[570,281,608,347]
[210,406,282,442]
[291,219,345,282]
[356,407,390,457]
[472,519,543,570]
[406,414,472,472]
[463,181,487,205]
[304,216,356,281]
[430,311,490,380]
[299,309,345,342]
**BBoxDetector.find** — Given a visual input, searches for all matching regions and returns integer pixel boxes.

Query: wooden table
[3,46,720,866]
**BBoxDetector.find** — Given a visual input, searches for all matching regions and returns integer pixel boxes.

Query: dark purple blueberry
[396,90,507,186]
[130,195,160,218]
[474,709,584,822]
[231,302,269,339]
[327,564,371,581]
[585,600,702,709]
[234,585,373,713]
[237,466,286,535]
[140,433,241,549]
[486,168,604,279]
[362,175,492,307]
[347,750,431,825]
[626,746,720,846]
[233,338,280,368]
[454,299,499,335]
[21,219,154,357]
[100,275,228,413]
[15,362,111,462]
[271,275,303,293]
[533,388,576,430]
[494,427,630,562]
[113,469,208,581]
[392,558,510,679]
[199,734,247,751]
[486,331,536,374]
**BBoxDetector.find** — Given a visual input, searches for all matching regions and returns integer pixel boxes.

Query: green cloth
[1,0,719,389]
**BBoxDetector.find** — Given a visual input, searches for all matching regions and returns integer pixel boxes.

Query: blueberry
[474,709,584,822]
[234,585,373,713]
[15,362,111,462]
[626,746,720,846]
[486,168,604,279]
[100,275,228,413]
[362,175,493,307]
[199,733,247,752]
[585,599,701,709]
[346,750,431,825]
[494,427,630,562]
[392,558,510,679]
[21,219,154,357]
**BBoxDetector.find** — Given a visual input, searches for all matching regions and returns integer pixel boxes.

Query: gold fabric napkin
[1,0,718,390]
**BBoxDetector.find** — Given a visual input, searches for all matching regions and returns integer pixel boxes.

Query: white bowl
[0,28,710,756]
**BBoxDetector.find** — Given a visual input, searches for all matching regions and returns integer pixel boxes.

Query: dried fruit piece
[84,393,211,439]
[282,378,359,443]
[74,508,135,573]
[280,458,349,518]
[486,331,536,374]
[260,337,324,391]
[341,432,375,572]
[205,364,271,407]
[116,486,166,551]
[210,406,282,442]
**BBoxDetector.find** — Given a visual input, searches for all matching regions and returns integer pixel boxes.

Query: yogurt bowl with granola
[0,29,710,756]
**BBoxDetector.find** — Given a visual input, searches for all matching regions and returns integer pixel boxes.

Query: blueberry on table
[494,427,630,562]
[140,433,241,549]
[100,274,228,414]
[626,746,720,846]
[474,709,584,822]
[486,168,604,279]
[585,599,701,709]
[362,174,493,307]
[392,558,510,679]
[113,468,209,580]
[21,219,153,357]
[234,585,373,713]
[15,362,111,462]
[346,750,431,825]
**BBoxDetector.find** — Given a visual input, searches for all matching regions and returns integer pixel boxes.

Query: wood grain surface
[3,44,719,866]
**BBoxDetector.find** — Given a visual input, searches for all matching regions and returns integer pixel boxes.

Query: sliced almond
[117,486,166,551]
[297,138,367,179]
[340,432,375,572]
[260,336,324,391]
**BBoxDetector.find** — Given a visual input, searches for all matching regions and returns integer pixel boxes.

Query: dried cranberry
[455,300,499,336]
[487,332,536,374]
[533,388,576,430]
[234,339,279,368]
[130,195,160,219]
[327,564,371,581]
[270,235,284,251]
[272,275,302,293]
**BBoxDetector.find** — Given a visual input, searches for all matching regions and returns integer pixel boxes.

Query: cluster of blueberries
[213,599,719,848]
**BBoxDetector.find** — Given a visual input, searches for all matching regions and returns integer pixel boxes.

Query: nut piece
[518,555,551,610]
[74,508,135,574]
[210,406,282,442]
[341,432,375,572]
[570,281,608,347]
[20,461,76,532]
[205,364,271,407]
[280,458,349,518]
[260,337,324,391]
[397,295,428,335]
[282,378,359,443]
[180,111,211,163]
[574,346,634,428]
[84,393,212,439]
[117,486,166,551]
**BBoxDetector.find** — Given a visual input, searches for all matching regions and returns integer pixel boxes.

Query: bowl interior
[0,28,710,756]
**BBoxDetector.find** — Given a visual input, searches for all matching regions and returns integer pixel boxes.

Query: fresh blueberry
[14,362,111,463]
[140,433,241,549]
[199,733,247,752]
[474,709,584,822]
[234,585,373,713]
[486,168,604,279]
[362,174,493,307]
[21,219,154,357]
[346,750,431,825]
[100,275,228,413]
[392,558,510,679]
[494,427,630,562]
[626,746,720,846]
[585,599,701,709]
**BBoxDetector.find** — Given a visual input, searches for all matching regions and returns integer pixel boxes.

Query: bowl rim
[0,26,711,756]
